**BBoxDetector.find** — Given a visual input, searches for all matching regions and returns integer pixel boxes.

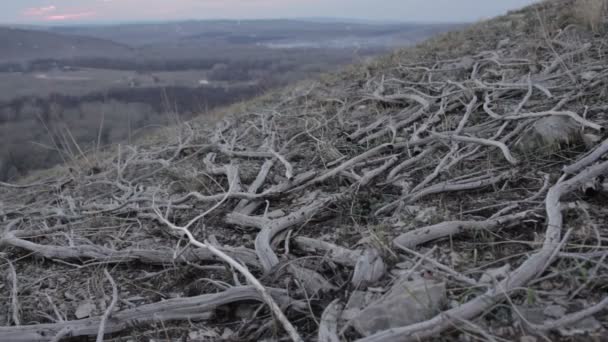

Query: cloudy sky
[3,0,541,24]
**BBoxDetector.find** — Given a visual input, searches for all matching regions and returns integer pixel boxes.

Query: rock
[222,328,234,339]
[583,133,602,148]
[520,336,537,342]
[479,264,511,284]
[289,265,337,295]
[543,304,566,318]
[352,248,386,288]
[581,71,598,81]
[235,304,255,320]
[558,316,602,336]
[514,306,545,325]
[74,301,95,319]
[349,278,447,336]
[188,329,219,339]
[515,116,583,155]
[342,291,379,321]
[450,251,465,267]
[514,304,602,337]
[497,38,511,49]
[414,206,438,224]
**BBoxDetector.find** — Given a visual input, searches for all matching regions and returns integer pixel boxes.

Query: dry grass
[574,0,608,32]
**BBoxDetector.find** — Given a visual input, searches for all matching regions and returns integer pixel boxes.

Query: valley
[0,19,459,180]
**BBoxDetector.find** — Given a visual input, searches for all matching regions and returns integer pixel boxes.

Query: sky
[2,0,541,25]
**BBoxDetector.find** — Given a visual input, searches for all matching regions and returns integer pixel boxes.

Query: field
[0,20,460,181]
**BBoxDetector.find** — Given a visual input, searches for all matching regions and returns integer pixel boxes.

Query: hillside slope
[1,0,608,341]
[0,26,134,63]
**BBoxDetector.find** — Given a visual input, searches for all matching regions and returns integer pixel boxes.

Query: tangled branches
[1,1,608,340]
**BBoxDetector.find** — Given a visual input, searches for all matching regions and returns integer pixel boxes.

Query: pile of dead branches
[1,1,607,341]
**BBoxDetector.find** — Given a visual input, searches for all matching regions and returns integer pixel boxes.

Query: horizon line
[0,16,469,28]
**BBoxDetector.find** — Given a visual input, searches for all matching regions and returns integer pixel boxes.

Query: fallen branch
[318,299,343,342]
[393,211,535,249]
[96,269,118,342]
[0,286,294,342]
[529,296,608,332]
[376,171,511,216]
[563,137,608,175]
[431,132,519,165]
[0,233,260,268]
[292,236,363,267]
[254,195,339,273]
[155,209,304,342]
[359,159,608,342]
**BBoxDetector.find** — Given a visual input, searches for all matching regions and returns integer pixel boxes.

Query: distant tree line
[0,84,264,181]
[0,57,276,75]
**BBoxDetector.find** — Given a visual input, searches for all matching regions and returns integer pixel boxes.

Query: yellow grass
[575,0,608,32]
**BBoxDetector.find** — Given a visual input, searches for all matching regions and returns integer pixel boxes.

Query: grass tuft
[574,0,608,33]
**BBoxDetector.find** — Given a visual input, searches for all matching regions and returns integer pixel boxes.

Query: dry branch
[0,233,261,268]
[563,137,608,174]
[0,286,293,342]
[431,132,519,165]
[292,236,363,267]
[319,299,343,342]
[155,210,304,342]
[359,159,608,342]
[393,211,535,249]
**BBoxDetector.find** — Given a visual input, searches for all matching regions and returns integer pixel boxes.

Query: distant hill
[0,26,134,63]
[48,19,461,47]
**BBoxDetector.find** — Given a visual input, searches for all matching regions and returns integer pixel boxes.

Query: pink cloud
[23,5,57,16]
[45,12,97,21]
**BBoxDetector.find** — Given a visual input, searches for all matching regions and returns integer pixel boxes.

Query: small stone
[235,304,255,320]
[581,71,598,81]
[558,316,602,336]
[513,306,545,325]
[479,264,511,284]
[64,291,78,301]
[342,291,378,320]
[540,281,553,291]
[583,133,602,148]
[75,301,95,319]
[289,265,337,295]
[222,328,234,338]
[450,251,465,267]
[414,206,438,224]
[515,116,582,155]
[189,329,219,339]
[350,278,447,336]
[497,38,511,49]
[543,305,566,318]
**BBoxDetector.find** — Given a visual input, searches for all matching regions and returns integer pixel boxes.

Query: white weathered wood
[0,286,292,342]
[318,299,343,342]
[358,159,608,342]
[393,211,534,249]
[292,237,363,267]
